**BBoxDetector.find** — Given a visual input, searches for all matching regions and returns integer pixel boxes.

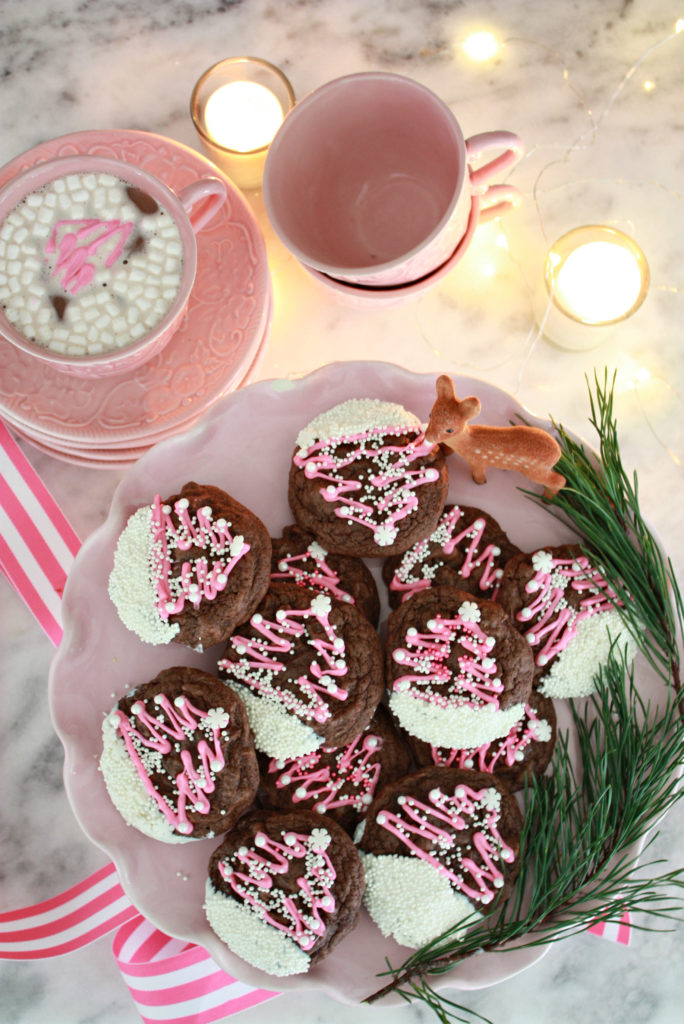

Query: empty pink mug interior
[264,73,466,277]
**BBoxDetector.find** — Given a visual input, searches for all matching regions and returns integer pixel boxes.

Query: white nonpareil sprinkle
[226,682,324,760]
[529,716,553,743]
[538,610,637,699]
[108,505,179,645]
[360,852,482,949]
[99,721,188,843]
[204,880,311,976]
[295,398,420,451]
[389,691,526,749]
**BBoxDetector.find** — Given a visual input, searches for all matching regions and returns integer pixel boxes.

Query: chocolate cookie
[404,690,557,791]
[205,808,365,976]
[217,583,384,760]
[498,544,636,698]
[100,666,258,842]
[357,766,522,949]
[386,585,534,749]
[288,398,448,557]
[109,481,272,650]
[257,704,413,835]
[383,504,520,608]
[271,523,380,626]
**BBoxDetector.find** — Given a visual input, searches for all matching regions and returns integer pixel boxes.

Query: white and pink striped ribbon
[0,415,630,1013]
[113,917,277,1024]
[0,863,136,959]
[0,420,80,644]
[586,912,632,945]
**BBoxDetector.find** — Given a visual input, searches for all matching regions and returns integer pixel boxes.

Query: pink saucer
[302,196,480,308]
[7,308,269,468]
[0,130,272,446]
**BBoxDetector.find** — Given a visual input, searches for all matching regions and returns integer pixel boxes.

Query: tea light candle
[191,58,295,190]
[203,81,284,153]
[540,225,650,350]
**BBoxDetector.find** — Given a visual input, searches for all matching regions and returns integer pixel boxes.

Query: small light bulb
[675,18,684,33]
[462,31,500,61]
[643,79,656,92]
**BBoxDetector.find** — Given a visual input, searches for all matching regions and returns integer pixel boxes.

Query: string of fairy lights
[415,17,684,470]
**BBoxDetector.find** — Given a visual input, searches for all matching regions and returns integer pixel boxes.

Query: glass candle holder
[539,225,650,350]
[191,57,295,190]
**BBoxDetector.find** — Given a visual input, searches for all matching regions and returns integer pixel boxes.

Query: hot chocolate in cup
[263,72,524,287]
[0,154,227,377]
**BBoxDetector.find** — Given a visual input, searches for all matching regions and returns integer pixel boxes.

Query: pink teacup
[0,154,227,377]
[263,71,524,287]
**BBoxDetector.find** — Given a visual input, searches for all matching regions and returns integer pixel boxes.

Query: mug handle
[177,176,227,233]
[465,131,524,218]
[478,183,523,223]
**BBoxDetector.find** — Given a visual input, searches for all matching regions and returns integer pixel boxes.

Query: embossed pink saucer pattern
[0,130,272,458]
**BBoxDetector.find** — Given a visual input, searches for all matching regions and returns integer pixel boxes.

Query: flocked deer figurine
[425,375,566,496]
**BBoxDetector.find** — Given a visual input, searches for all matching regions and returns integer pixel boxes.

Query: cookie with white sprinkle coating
[108,481,272,650]
[217,583,385,761]
[205,808,365,976]
[498,544,637,698]
[270,522,380,626]
[257,703,413,835]
[385,585,534,751]
[100,666,259,842]
[287,398,449,557]
[382,503,520,609]
[357,766,522,949]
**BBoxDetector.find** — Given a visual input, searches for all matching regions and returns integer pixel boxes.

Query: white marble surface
[1,1,684,1022]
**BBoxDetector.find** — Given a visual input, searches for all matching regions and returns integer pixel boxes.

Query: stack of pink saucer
[0,130,272,469]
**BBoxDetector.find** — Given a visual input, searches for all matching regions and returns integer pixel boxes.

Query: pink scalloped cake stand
[0,130,272,453]
[50,361,601,1004]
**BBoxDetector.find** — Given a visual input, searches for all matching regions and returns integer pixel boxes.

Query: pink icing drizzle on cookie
[220,594,349,725]
[517,551,620,666]
[390,506,504,602]
[218,828,336,951]
[293,426,439,547]
[271,542,354,604]
[269,730,384,813]
[113,694,229,836]
[392,606,503,710]
[150,495,251,622]
[375,784,514,905]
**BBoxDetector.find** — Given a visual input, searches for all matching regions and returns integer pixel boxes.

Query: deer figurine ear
[458,396,482,421]
[435,374,456,400]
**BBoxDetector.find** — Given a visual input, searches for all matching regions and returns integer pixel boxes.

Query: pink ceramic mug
[0,154,227,377]
[263,72,524,287]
